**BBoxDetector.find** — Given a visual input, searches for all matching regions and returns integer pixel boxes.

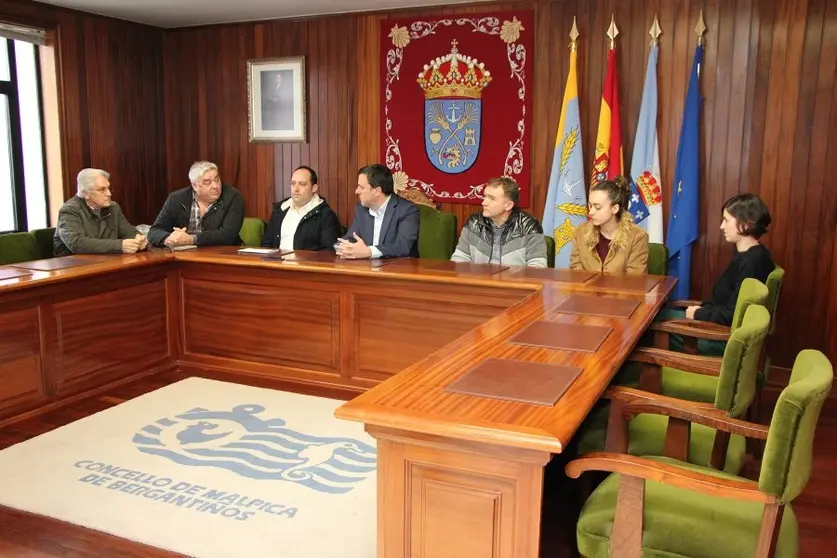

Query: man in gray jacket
[53,168,147,257]
[451,176,547,267]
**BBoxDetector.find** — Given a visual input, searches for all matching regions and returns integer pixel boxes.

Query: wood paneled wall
[161,0,837,370]
[0,0,166,225]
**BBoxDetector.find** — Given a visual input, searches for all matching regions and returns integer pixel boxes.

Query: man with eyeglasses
[148,161,244,248]
[54,168,148,257]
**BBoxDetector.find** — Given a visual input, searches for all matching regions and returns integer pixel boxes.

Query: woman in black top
[685,193,774,324]
[659,193,774,354]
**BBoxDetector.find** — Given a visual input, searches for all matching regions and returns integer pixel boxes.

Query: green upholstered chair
[545,235,556,268]
[758,266,785,393]
[650,277,769,357]
[647,242,667,275]
[575,304,770,475]
[566,348,832,558]
[239,217,265,247]
[417,204,456,260]
[30,227,56,259]
[750,265,786,453]
[0,232,41,265]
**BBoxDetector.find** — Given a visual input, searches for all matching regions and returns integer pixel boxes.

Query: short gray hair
[188,161,219,184]
[77,168,110,196]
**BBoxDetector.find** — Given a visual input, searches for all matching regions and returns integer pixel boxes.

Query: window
[0,34,47,233]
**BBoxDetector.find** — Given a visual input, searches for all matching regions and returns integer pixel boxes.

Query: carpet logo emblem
[132,404,376,494]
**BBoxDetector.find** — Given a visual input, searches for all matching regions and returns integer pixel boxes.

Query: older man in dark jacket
[148,161,245,248]
[54,168,147,257]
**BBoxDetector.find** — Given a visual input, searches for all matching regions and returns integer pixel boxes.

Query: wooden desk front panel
[177,263,529,390]
[0,308,44,413]
[52,280,170,395]
[353,294,512,382]
[181,276,341,373]
[0,265,174,421]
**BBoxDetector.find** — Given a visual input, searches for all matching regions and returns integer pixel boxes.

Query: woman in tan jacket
[570,176,649,274]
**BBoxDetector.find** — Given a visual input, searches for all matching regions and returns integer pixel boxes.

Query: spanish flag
[591,47,623,186]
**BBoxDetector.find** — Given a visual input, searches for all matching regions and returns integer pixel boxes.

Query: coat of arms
[382,12,533,205]
[418,40,492,174]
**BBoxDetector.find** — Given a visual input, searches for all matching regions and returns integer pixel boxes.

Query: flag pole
[695,10,706,76]
[570,16,579,52]
[650,15,662,46]
[607,15,618,50]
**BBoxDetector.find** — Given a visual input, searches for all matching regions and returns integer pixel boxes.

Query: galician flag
[628,40,664,243]
[591,26,623,187]
[542,24,587,268]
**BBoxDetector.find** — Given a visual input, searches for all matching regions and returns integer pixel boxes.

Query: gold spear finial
[695,10,707,45]
[649,15,662,45]
[570,16,579,52]
[606,15,618,50]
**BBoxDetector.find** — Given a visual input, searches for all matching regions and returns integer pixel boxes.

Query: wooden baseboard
[0,361,173,429]
[175,360,364,402]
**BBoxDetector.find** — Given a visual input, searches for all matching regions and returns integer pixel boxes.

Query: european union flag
[666,44,704,299]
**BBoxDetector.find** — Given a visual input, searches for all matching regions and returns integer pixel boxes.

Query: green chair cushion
[647,242,667,275]
[764,266,784,336]
[545,235,555,268]
[418,205,456,260]
[30,227,55,259]
[239,217,265,247]
[627,413,746,474]
[0,232,41,265]
[577,456,799,558]
[660,366,718,404]
[761,349,833,501]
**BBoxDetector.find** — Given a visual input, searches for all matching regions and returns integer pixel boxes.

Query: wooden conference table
[0,247,676,557]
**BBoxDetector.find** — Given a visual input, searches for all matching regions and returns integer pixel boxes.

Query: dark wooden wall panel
[0,0,166,226]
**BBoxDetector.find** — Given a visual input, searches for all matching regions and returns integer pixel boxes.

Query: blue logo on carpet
[132,404,376,494]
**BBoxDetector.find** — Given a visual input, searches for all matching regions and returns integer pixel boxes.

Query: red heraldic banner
[381,12,534,206]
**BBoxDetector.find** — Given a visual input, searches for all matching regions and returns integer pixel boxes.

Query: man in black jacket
[148,161,244,248]
[262,166,341,251]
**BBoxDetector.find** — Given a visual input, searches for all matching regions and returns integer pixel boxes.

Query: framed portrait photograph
[247,56,307,142]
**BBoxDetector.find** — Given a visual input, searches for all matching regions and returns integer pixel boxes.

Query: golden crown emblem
[417,40,492,100]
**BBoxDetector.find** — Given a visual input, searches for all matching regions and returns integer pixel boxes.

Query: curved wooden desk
[0,247,675,557]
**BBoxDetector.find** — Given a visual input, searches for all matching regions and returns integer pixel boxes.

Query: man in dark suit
[336,164,419,259]
[148,161,244,248]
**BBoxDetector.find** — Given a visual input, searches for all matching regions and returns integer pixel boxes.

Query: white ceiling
[37,0,492,28]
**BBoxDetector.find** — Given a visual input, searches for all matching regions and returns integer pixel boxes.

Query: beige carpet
[0,378,376,557]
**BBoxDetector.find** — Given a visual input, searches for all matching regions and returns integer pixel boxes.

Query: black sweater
[262,196,341,251]
[694,244,774,325]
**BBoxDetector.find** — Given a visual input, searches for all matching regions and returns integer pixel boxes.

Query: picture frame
[246,56,307,143]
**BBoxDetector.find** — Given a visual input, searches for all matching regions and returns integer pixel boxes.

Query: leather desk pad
[0,267,34,281]
[509,268,596,283]
[509,321,612,352]
[11,256,103,272]
[445,358,583,406]
[425,261,509,275]
[586,274,661,292]
[553,295,640,319]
